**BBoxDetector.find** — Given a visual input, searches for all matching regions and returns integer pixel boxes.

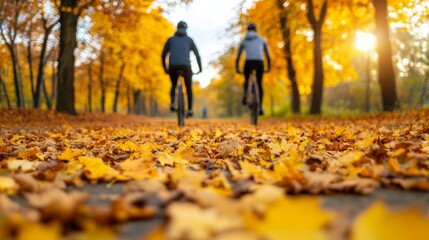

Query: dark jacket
[162,28,202,71]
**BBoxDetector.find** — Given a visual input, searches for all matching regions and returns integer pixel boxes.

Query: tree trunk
[34,28,52,108]
[56,0,78,114]
[42,77,52,109]
[141,92,147,115]
[17,56,26,107]
[307,0,327,115]
[5,44,23,107]
[0,72,11,108]
[98,49,106,113]
[133,90,142,114]
[87,61,93,112]
[113,62,125,113]
[50,60,57,109]
[127,86,131,114]
[26,29,36,101]
[373,0,399,111]
[276,0,301,114]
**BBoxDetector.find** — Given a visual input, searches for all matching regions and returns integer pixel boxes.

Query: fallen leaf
[17,222,61,240]
[351,201,429,240]
[243,196,333,240]
[7,159,38,172]
[0,176,19,194]
[58,148,85,161]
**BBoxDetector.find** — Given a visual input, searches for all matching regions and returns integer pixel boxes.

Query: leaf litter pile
[1,109,429,239]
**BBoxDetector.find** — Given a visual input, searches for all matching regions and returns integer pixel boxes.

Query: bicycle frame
[247,71,260,126]
[175,74,186,126]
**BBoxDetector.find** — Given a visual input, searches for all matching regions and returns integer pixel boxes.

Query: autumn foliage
[1,109,429,239]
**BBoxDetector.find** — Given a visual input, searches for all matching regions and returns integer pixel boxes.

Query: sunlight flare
[355,31,376,52]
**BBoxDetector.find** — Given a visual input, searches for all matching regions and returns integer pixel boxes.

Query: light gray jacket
[236,31,271,68]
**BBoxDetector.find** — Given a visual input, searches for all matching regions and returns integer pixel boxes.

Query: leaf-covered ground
[1,109,429,239]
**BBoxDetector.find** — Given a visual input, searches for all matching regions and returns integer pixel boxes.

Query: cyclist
[236,22,271,115]
[162,21,202,117]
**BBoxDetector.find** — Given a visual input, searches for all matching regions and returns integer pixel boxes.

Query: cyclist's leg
[169,67,180,106]
[183,66,193,114]
[255,61,264,115]
[243,61,252,104]
[255,61,264,104]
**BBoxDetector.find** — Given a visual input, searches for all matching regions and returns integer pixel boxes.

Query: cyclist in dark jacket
[162,21,202,117]
[236,22,271,115]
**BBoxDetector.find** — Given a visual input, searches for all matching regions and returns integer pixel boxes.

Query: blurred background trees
[0,0,428,117]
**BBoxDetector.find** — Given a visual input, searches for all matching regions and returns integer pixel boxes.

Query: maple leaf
[267,138,290,155]
[351,201,429,240]
[157,151,189,166]
[58,148,85,161]
[243,196,334,240]
[217,137,244,157]
[272,147,305,181]
[203,172,233,196]
[17,148,44,161]
[120,157,158,180]
[78,156,127,182]
[117,141,138,152]
[355,136,377,150]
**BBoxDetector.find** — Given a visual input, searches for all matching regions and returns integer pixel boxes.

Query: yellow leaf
[120,158,158,180]
[0,176,19,194]
[78,156,121,181]
[17,222,61,240]
[18,148,43,160]
[204,173,233,196]
[351,201,429,240]
[157,152,188,166]
[355,136,376,149]
[391,148,407,158]
[244,196,333,240]
[267,138,290,155]
[58,148,85,161]
[118,141,138,151]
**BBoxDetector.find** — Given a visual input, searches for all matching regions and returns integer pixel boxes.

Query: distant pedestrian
[202,106,208,119]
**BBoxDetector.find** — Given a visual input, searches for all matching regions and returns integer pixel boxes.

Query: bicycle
[246,71,260,126]
[174,70,199,126]
[175,71,187,126]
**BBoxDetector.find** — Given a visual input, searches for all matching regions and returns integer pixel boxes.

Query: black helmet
[247,22,257,31]
[177,21,188,29]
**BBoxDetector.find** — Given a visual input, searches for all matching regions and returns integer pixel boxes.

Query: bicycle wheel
[249,79,259,126]
[177,84,186,126]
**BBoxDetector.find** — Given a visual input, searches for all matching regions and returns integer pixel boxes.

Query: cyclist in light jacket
[162,21,202,117]
[236,22,271,115]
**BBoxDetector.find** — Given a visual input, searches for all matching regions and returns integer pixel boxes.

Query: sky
[163,0,247,87]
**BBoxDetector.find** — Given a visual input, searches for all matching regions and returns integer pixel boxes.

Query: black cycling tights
[244,60,264,105]
[169,65,193,110]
